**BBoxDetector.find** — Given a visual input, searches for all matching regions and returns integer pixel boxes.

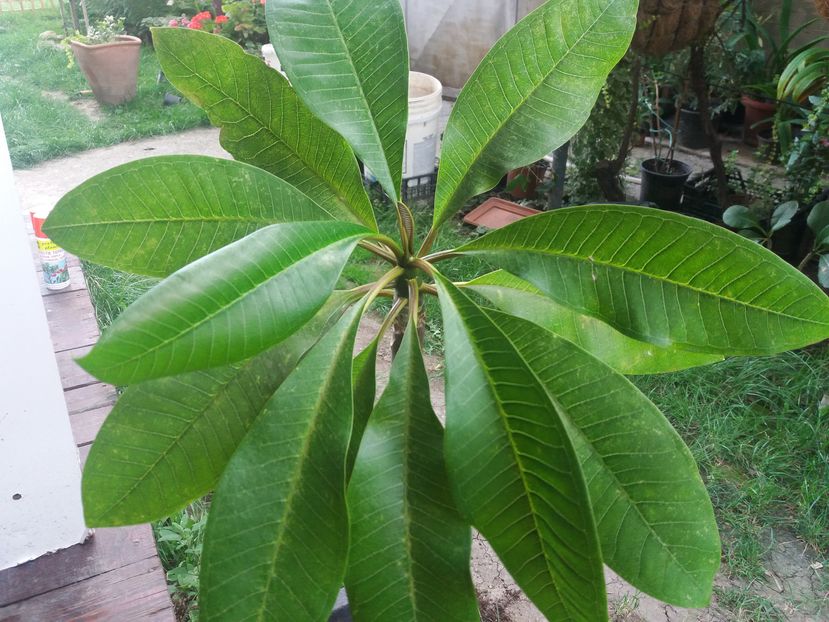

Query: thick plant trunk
[689,45,729,207]
[594,57,642,202]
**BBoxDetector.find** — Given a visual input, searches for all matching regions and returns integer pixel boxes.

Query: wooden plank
[43,289,100,352]
[65,382,116,416]
[0,556,174,621]
[70,406,110,447]
[0,525,162,607]
[55,345,96,389]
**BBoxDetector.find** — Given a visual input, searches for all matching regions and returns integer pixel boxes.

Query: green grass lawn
[0,9,208,168]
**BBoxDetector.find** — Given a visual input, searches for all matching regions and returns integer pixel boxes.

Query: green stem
[422,249,459,264]
[365,266,405,308]
[797,251,815,272]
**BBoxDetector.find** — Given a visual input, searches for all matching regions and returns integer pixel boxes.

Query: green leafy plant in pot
[799,200,829,287]
[64,15,142,105]
[43,0,829,620]
[639,74,693,210]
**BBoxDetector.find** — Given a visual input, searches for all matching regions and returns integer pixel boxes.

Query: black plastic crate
[401,171,438,204]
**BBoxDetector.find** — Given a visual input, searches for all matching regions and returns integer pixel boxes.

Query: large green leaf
[266,0,408,201]
[200,300,365,622]
[487,307,720,608]
[80,221,369,385]
[347,337,379,480]
[466,270,722,374]
[345,324,479,622]
[44,156,339,278]
[458,206,829,356]
[152,28,376,230]
[432,0,637,228]
[436,274,606,622]
[81,291,355,527]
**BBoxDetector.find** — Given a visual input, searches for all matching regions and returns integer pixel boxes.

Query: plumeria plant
[45,0,829,620]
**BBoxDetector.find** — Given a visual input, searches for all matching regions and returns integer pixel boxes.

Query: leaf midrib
[160,41,367,225]
[467,246,829,328]
[316,0,397,199]
[256,321,355,622]
[490,306,704,586]
[96,235,358,373]
[438,0,623,216]
[90,361,252,523]
[478,310,605,620]
[457,304,574,619]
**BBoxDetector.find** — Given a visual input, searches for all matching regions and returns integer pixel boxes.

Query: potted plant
[733,0,828,146]
[798,200,829,288]
[67,16,142,105]
[640,78,693,211]
[723,200,807,262]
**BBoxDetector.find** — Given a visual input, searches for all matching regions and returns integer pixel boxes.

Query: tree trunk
[689,45,729,207]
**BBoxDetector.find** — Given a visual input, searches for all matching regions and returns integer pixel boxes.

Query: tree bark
[595,57,642,202]
[689,44,729,206]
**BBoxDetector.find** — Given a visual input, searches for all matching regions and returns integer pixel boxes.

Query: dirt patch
[41,90,104,122]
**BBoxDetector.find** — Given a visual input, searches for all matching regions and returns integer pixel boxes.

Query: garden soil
[13,128,825,622]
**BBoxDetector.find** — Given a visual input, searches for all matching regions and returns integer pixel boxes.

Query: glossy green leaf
[345,324,479,622]
[44,156,339,278]
[807,200,829,235]
[200,301,365,622]
[152,28,376,230]
[436,274,606,622]
[770,201,798,232]
[347,338,379,480]
[723,204,760,231]
[458,205,829,356]
[432,0,637,228]
[80,221,369,385]
[819,255,829,288]
[81,291,355,527]
[266,0,408,201]
[487,307,720,608]
[466,270,722,374]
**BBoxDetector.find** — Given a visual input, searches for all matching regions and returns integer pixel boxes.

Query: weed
[153,500,209,622]
[715,586,786,621]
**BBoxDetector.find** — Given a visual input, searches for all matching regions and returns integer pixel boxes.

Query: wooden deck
[0,251,175,620]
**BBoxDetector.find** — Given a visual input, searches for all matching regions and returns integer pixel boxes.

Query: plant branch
[365,266,405,307]
[417,227,439,258]
[365,233,404,259]
[422,250,460,264]
[797,251,815,272]
[376,297,409,344]
[358,241,397,264]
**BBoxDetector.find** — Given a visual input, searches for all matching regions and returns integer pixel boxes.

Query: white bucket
[404,71,442,179]
[364,71,443,186]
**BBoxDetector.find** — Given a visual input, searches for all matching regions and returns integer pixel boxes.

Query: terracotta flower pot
[741,95,776,147]
[70,35,142,105]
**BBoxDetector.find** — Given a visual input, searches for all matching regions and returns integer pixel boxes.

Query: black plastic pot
[678,108,708,150]
[771,209,809,264]
[640,158,693,211]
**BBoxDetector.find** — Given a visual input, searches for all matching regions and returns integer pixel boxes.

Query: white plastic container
[404,71,443,179]
[30,210,70,291]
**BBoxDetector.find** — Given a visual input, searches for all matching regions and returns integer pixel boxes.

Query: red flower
[215,15,229,24]
[194,11,212,21]
[168,19,179,27]
[188,20,203,29]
